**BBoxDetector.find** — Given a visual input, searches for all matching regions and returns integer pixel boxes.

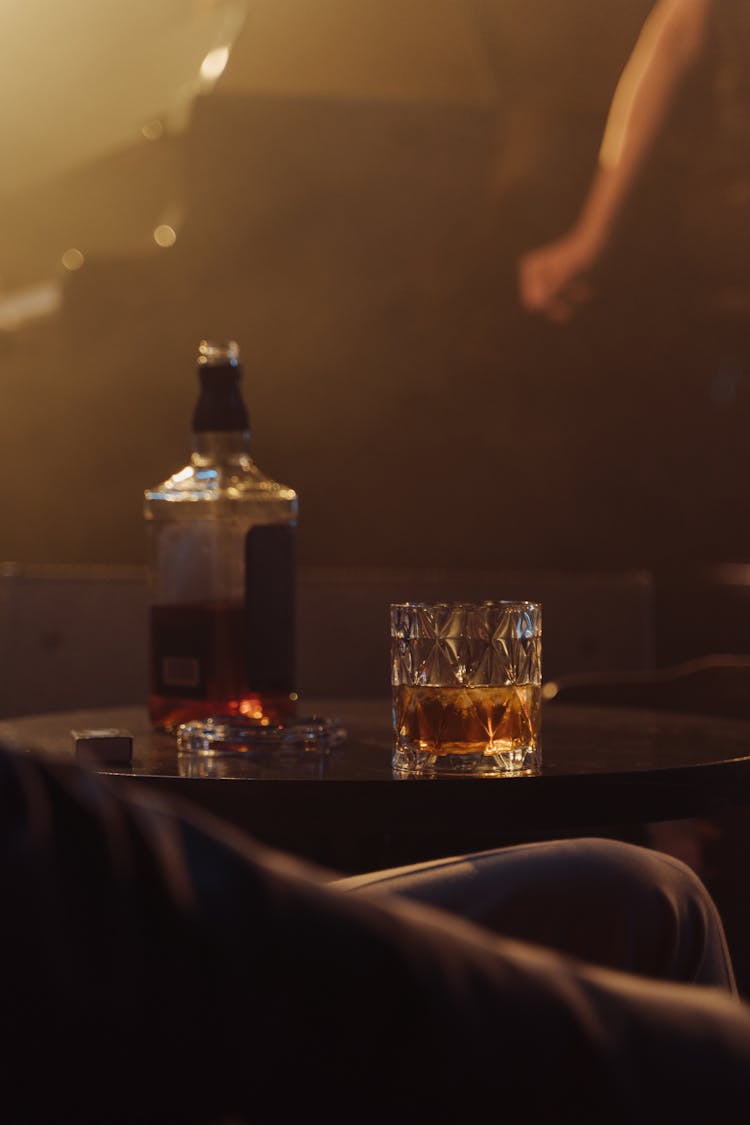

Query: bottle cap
[193,339,249,433]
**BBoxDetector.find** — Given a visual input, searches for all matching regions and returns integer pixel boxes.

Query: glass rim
[389,599,541,611]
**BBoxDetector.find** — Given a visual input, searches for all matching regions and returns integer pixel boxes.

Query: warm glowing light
[153,224,177,248]
[141,120,164,141]
[239,700,264,720]
[61,248,84,271]
[541,682,559,701]
[598,2,671,169]
[0,281,62,332]
[200,45,230,83]
[289,692,299,702]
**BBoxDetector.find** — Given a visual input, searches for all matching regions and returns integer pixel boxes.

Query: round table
[3,698,750,872]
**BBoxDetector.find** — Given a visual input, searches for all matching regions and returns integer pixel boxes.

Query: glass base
[392,738,540,778]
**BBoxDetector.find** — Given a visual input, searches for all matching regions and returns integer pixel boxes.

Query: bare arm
[518,0,714,323]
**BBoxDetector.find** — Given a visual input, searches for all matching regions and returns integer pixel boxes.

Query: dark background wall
[0,0,748,580]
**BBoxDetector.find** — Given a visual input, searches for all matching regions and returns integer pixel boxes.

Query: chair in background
[296,565,655,697]
[0,562,656,716]
[545,652,750,720]
[0,563,150,717]
[546,649,750,1001]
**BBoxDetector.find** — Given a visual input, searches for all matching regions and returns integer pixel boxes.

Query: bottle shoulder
[144,453,297,509]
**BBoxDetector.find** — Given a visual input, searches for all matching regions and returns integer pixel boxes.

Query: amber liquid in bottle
[149,601,297,732]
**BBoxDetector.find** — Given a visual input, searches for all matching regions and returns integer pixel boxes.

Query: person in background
[517,0,750,882]
[3,738,750,1124]
[518,0,715,323]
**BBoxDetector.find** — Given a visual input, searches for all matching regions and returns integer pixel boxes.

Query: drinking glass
[391,601,542,777]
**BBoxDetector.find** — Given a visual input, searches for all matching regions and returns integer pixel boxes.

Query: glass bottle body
[145,431,298,732]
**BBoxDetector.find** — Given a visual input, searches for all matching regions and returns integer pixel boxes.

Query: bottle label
[245,523,296,692]
[150,607,210,698]
[160,656,201,689]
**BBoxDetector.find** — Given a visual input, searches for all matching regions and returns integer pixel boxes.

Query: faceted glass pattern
[391,601,542,777]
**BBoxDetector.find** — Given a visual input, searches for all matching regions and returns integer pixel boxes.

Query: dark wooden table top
[3,698,750,872]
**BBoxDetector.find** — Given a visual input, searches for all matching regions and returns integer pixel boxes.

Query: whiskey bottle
[144,339,298,732]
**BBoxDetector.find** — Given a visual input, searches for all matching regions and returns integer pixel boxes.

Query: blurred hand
[518,232,597,324]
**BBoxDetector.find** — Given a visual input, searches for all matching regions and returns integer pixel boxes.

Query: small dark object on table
[71,728,134,765]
